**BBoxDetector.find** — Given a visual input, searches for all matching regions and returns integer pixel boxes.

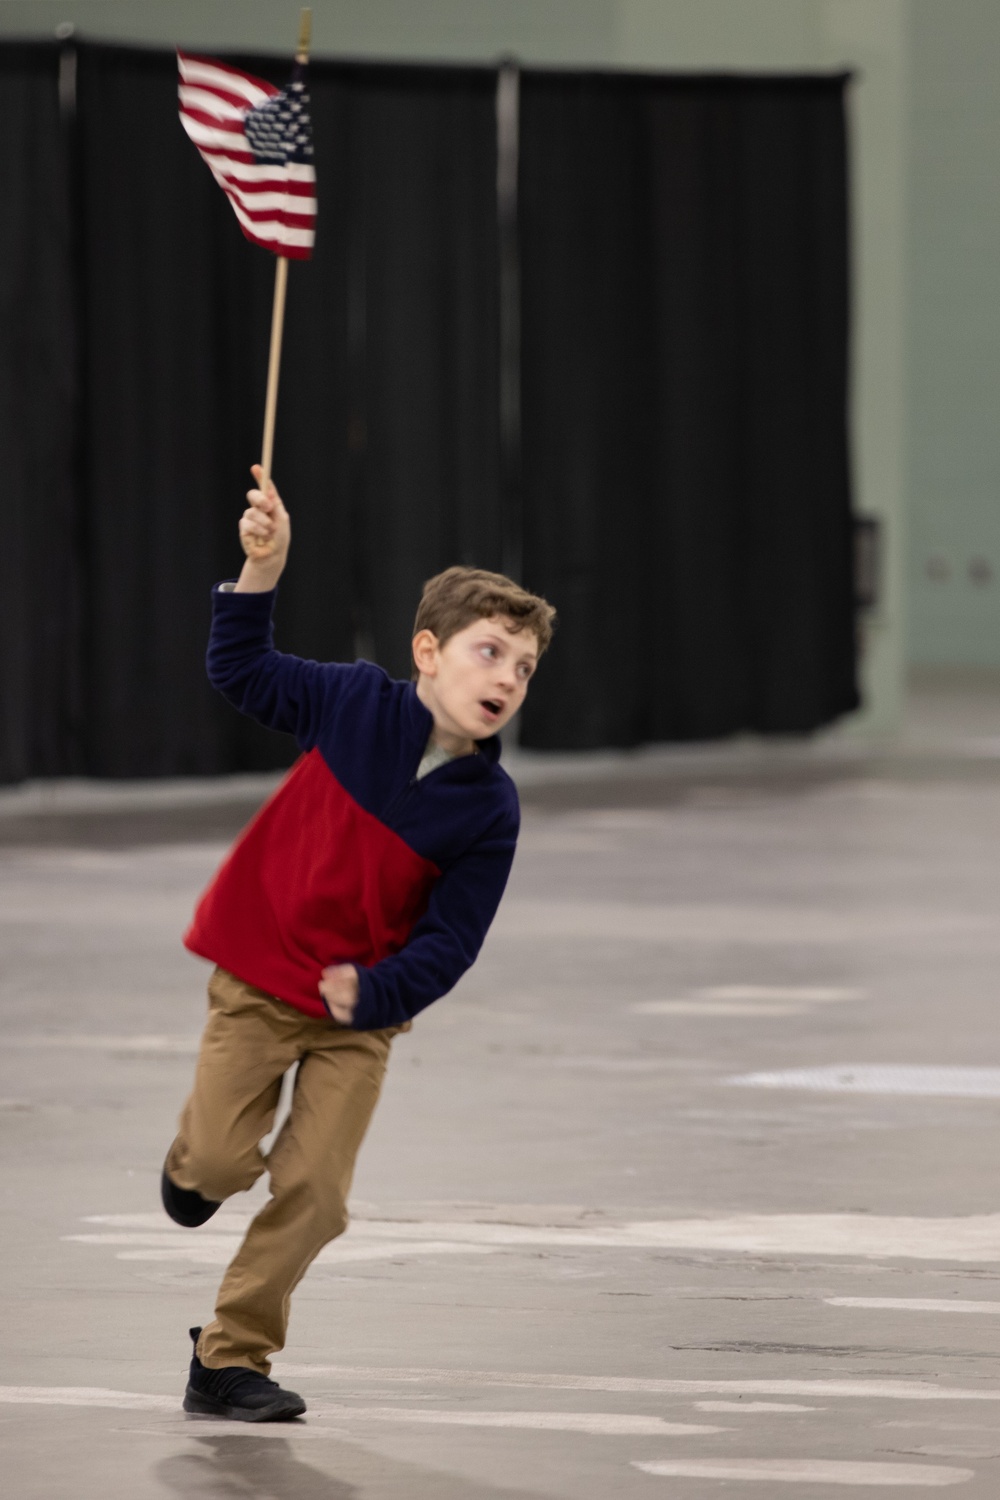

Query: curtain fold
[74,46,499,770]
[76,43,350,775]
[0,44,80,782]
[518,72,857,748]
[334,65,502,682]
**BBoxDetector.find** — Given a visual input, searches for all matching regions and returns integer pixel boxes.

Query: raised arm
[207,467,357,747]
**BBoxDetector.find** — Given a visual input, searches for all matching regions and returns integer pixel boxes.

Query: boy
[162,466,555,1421]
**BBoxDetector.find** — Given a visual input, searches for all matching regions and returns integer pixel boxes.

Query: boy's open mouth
[481,699,503,719]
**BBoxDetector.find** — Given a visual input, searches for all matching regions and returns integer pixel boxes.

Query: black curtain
[0,44,81,783]
[343,67,502,679]
[74,45,500,773]
[518,72,857,747]
[0,43,854,780]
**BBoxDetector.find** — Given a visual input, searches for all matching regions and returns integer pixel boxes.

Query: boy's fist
[319,964,359,1025]
[239,464,291,565]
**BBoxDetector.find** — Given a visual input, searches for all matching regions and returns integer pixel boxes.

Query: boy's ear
[411,628,440,676]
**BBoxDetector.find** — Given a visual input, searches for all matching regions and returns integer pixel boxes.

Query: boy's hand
[319,964,359,1025]
[234,465,291,591]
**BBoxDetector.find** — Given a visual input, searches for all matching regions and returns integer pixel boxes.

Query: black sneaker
[182,1328,306,1422]
[161,1166,221,1228]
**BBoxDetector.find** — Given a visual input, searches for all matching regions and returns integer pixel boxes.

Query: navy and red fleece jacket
[184,586,520,1031]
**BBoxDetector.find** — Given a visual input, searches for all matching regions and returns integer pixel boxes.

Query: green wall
[906,0,1000,666]
[0,1,618,60]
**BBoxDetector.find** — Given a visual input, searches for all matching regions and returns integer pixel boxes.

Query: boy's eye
[480,645,498,660]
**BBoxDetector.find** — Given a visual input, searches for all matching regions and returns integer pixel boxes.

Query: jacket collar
[404,682,502,776]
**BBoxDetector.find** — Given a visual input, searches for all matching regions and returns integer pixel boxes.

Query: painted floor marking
[0,1388,719,1436]
[728,1065,1000,1098]
[309,1407,722,1436]
[0,1387,176,1410]
[65,1231,499,1268]
[633,1458,973,1486]
[7,1034,200,1054]
[631,1001,811,1017]
[701,986,863,1003]
[69,1211,1000,1264]
[827,1297,1000,1315]
[694,1401,820,1412]
[271,1365,1000,1403]
[633,986,864,1015]
[84,1213,253,1229]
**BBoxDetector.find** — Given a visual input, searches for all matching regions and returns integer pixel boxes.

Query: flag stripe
[201,155,317,186]
[227,197,315,246]
[220,184,316,225]
[177,53,277,106]
[219,175,316,201]
[180,116,252,151]
[203,160,318,210]
[178,86,248,122]
[224,186,317,218]
[241,228,313,261]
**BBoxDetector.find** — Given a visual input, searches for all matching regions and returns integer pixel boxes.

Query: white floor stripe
[7,1034,200,1054]
[309,1406,722,1436]
[632,987,863,1015]
[119,1241,499,1267]
[827,1297,1000,1314]
[729,1065,1000,1098]
[65,1231,499,1267]
[68,1213,1000,1263]
[67,1233,241,1249]
[0,1388,720,1437]
[0,1387,176,1410]
[271,1365,1000,1403]
[701,986,863,1002]
[630,1001,808,1017]
[84,1212,252,1229]
[633,1458,973,1486]
[694,1401,820,1412]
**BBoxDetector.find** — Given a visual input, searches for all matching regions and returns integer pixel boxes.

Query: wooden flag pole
[258,7,311,501]
[259,256,288,498]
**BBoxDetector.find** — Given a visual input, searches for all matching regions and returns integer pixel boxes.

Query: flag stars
[245,87,314,166]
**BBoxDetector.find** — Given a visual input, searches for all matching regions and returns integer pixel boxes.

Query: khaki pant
[166,966,406,1375]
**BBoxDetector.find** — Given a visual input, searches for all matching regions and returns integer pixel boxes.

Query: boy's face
[413,614,539,748]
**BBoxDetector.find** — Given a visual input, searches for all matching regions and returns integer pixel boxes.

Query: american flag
[178,52,316,260]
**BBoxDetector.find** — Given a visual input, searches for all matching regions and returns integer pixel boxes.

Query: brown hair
[412,566,557,664]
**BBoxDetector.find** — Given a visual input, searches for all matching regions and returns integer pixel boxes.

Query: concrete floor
[4,682,1000,1496]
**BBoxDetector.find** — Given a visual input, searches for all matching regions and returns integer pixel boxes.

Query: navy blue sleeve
[206,584,361,750]
[351,806,519,1029]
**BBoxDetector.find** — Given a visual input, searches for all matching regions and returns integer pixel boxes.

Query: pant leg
[166,967,303,1203]
[198,1021,399,1373]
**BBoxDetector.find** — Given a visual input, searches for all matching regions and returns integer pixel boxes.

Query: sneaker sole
[183,1386,306,1422]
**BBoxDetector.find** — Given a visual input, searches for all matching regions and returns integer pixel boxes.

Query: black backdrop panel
[75,47,499,772]
[345,67,502,680]
[0,44,80,782]
[518,72,857,748]
[76,44,352,776]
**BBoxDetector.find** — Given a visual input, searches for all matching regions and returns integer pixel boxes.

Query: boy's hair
[412,566,557,661]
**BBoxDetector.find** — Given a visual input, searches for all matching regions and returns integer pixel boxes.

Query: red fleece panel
[185,748,440,1018]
